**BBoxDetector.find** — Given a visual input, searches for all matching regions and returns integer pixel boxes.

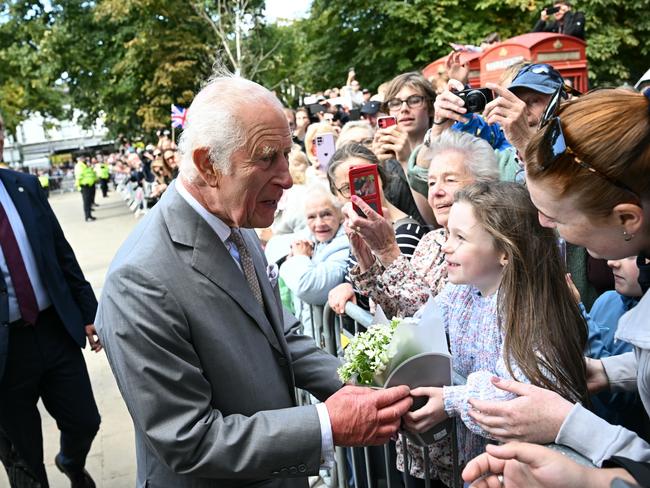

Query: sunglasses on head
[537,85,640,200]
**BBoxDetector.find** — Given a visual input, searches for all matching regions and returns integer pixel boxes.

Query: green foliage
[0,0,648,136]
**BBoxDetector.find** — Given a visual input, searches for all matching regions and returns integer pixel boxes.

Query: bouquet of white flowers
[336,301,454,445]
[337,317,420,386]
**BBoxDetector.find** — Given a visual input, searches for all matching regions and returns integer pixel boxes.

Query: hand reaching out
[325,385,413,446]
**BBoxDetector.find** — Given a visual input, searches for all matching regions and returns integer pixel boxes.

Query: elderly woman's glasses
[386,95,426,112]
[538,86,639,199]
[336,183,351,198]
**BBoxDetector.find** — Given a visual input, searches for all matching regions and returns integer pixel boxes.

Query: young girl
[403,181,589,467]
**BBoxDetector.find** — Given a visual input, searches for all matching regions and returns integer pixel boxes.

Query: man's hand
[85,324,102,353]
[325,385,412,446]
[540,8,549,22]
[431,79,469,137]
[467,377,572,443]
[290,240,314,258]
[483,83,536,155]
[372,127,410,165]
[402,387,448,433]
[328,283,356,315]
[586,358,610,394]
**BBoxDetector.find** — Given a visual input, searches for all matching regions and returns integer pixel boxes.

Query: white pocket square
[267,263,279,288]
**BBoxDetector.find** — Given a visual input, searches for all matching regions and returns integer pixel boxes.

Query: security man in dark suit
[0,113,101,488]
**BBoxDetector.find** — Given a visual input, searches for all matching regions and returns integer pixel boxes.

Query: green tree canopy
[1,0,648,136]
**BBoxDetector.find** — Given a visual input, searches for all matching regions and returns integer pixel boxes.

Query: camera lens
[465,90,488,113]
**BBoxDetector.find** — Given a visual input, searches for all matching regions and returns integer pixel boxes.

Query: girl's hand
[467,378,573,443]
[402,387,448,433]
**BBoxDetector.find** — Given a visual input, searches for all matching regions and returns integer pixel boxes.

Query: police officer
[74,158,96,222]
[95,159,110,198]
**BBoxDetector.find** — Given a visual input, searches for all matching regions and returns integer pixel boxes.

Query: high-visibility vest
[38,175,49,188]
[96,163,110,179]
[75,162,96,186]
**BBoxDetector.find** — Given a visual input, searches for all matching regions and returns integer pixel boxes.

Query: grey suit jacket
[96,184,342,488]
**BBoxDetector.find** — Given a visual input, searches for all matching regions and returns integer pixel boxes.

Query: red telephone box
[479,33,588,92]
[422,50,482,88]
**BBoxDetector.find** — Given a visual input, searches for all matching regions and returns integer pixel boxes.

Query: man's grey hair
[425,130,499,182]
[178,72,282,181]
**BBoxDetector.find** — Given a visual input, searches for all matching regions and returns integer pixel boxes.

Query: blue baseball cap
[509,63,564,95]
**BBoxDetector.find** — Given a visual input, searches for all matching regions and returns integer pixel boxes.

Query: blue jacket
[0,169,97,380]
[279,226,349,335]
[584,291,642,434]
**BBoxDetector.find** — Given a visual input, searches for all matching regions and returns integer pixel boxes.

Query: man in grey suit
[95,75,412,488]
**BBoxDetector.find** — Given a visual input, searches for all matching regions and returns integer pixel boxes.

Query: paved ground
[0,188,139,488]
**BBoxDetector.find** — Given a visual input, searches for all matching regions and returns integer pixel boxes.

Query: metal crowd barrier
[295,301,595,488]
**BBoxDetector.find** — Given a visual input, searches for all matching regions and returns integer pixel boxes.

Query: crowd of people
[1,2,650,487]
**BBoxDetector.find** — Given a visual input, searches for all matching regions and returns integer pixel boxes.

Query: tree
[0,1,68,136]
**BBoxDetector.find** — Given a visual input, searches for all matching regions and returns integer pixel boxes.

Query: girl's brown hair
[455,181,588,403]
[526,88,650,218]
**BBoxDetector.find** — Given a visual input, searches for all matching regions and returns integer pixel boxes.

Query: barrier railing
[295,300,595,488]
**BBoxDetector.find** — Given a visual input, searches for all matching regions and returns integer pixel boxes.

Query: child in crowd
[397,181,588,478]
[585,257,646,437]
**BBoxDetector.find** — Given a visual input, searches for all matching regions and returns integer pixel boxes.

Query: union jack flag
[171,104,188,129]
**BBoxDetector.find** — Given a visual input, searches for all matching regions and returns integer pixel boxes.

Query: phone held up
[315,133,336,171]
[348,163,383,217]
[376,115,397,130]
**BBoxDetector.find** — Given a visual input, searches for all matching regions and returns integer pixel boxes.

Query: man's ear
[193,148,221,187]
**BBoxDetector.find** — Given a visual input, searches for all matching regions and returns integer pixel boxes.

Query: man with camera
[533,1,586,40]
[429,63,564,166]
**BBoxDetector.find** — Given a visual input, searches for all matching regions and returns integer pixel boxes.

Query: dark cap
[360,101,381,115]
[509,63,564,95]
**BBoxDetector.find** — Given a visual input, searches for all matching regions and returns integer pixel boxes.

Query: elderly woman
[326,142,426,314]
[279,186,349,337]
[349,130,499,319]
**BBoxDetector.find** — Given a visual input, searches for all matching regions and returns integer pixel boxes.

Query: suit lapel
[161,186,284,355]
[0,171,45,272]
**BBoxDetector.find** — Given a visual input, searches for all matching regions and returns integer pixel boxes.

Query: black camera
[454,88,494,113]
[545,6,560,14]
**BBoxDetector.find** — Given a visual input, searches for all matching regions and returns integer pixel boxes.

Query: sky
[264,0,311,23]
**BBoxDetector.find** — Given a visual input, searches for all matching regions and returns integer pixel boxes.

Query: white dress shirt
[0,179,51,322]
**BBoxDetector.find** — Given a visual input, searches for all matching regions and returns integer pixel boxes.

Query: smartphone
[377,115,397,130]
[315,133,336,170]
[348,163,383,217]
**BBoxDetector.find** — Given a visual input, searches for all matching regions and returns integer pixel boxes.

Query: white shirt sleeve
[315,402,335,469]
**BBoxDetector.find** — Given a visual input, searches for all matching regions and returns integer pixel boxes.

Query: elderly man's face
[216,104,293,228]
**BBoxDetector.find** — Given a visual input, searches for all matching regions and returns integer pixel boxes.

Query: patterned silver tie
[229,229,264,306]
